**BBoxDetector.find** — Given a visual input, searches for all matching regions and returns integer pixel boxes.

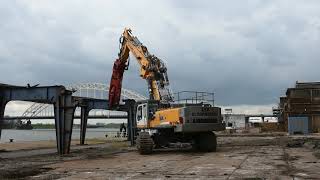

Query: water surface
[0,128,119,142]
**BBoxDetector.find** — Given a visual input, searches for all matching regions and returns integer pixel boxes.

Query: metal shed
[288,116,309,134]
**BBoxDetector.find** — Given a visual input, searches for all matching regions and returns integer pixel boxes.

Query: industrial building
[223,114,280,133]
[279,81,320,134]
[223,114,246,129]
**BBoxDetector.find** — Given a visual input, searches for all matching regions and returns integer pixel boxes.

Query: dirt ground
[0,135,320,179]
[0,138,110,151]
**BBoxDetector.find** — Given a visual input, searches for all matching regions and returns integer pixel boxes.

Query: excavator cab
[136,100,160,129]
[136,103,148,128]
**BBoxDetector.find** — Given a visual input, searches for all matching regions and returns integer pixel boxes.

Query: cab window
[137,106,142,120]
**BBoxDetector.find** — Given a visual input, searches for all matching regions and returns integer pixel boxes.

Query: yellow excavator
[109,28,225,154]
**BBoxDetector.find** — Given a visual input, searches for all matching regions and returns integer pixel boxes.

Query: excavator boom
[108,28,173,109]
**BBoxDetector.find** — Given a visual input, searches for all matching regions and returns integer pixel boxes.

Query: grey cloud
[1,0,320,107]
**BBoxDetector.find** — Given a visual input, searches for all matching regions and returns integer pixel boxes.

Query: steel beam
[0,95,7,140]
[54,91,75,154]
[74,97,129,145]
[2,85,64,103]
[0,84,76,155]
[124,99,136,146]
[0,84,136,154]
[80,106,89,145]
[75,97,110,145]
[0,85,14,140]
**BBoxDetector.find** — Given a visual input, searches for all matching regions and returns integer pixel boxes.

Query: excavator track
[136,132,154,154]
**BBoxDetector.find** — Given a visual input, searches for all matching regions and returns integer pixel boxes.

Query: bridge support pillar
[125,100,136,146]
[73,98,110,145]
[0,97,7,140]
[80,106,89,145]
[54,91,75,155]
[0,84,76,154]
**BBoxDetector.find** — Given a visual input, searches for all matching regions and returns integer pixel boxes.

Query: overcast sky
[1,0,320,115]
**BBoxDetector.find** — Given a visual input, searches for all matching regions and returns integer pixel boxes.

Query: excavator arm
[108,28,173,109]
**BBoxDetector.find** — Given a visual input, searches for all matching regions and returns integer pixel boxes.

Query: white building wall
[223,114,246,129]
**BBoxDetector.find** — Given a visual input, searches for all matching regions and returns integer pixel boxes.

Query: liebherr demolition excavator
[108,28,225,154]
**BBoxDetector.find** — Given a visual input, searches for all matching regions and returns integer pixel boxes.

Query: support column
[0,98,7,140]
[80,106,90,145]
[127,112,131,142]
[54,92,75,155]
[126,100,136,146]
